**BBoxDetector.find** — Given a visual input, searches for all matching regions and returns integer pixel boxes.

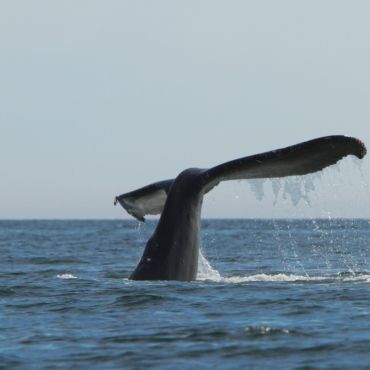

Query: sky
[0,1,369,219]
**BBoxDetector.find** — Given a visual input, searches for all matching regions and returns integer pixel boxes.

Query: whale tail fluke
[200,135,366,192]
[114,179,174,221]
[115,135,366,221]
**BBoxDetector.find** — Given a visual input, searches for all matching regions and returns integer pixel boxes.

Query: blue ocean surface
[1,219,370,369]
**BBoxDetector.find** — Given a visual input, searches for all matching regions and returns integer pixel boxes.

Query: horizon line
[0,217,369,221]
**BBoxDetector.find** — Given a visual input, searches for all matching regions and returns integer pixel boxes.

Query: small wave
[244,326,291,336]
[113,293,172,308]
[342,274,370,283]
[0,287,16,297]
[56,274,78,280]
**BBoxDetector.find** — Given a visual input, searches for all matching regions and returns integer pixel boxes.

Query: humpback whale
[115,135,366,281]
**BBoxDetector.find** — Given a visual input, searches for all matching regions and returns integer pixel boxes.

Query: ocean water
[1,219,370,369]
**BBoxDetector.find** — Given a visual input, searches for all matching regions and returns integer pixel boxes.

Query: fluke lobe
[114,135,366,281]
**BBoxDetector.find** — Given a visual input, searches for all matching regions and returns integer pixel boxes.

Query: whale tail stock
[115,135,366,221]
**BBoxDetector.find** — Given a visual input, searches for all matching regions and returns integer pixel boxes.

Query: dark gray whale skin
[115,135,366,281]
[129,168,205,280]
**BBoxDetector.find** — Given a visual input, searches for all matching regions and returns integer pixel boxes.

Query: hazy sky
[1,1,369,219]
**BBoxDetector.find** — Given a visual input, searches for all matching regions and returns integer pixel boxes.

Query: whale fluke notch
[115,135,366,221]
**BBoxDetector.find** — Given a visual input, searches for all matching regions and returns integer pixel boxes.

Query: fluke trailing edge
[114,135,366,281]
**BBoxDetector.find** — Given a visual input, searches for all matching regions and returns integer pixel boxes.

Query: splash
[264,158,367,214]
[248,179,266,201]
[196,270,370,284]
[197,270,370,284]
[248,172,323,208]
[225,273,317,283]
[197,250,221,281]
